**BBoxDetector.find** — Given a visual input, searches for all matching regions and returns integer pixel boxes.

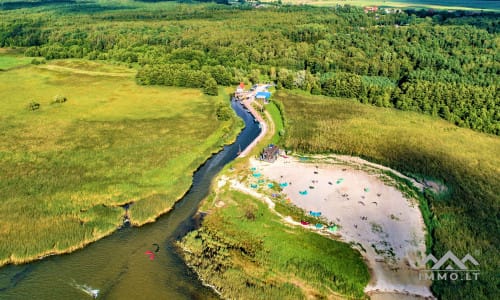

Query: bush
[52,95,67,104]
[203,77,218,96]
[26,101,40,111]
[216,104,232,121]
[30,58,46,65]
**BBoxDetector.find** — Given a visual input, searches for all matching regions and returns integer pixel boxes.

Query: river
[0,99,261,300]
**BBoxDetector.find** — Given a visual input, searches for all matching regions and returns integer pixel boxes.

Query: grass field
[180,188,369,299]
[277,0,500,11]
[0,49,34,70]
[274,90,500,299]
[0,58,240,266]
[264,101,284,145]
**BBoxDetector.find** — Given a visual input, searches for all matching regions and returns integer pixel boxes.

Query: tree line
[0,2,498,134]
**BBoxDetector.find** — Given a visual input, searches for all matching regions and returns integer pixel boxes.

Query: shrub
[30,58,46,65]
[203,77,218,96]
[26,101,40,111]
[52,95,67,104]
[216,104,232,121]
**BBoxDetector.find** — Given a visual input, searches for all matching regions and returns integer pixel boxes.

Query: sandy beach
[235,155,435,299]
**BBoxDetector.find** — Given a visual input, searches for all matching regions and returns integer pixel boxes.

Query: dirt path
[38,64,134,77]
[238,99,268,157]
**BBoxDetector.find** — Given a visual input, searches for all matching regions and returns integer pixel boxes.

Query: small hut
[234,82,246,100]
[260,144,280,163]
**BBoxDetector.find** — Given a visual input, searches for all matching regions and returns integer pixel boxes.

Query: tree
[203,77,218,96]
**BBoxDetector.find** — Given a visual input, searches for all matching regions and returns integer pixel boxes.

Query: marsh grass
[0,59,238,266]
[181,189,369,299]
[275,90,500,299]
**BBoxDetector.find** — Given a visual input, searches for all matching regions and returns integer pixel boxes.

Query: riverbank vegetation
[275,90,499,300]
[0,58,240,266]
[180,188,370,299]
[0,1,498,134]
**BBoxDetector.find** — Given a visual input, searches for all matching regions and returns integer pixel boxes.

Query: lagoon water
[0,100,260,299]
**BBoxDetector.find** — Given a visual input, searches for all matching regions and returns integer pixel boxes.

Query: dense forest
[0,1,498,134]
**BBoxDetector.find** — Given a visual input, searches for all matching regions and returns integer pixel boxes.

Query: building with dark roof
[260,144,280,163]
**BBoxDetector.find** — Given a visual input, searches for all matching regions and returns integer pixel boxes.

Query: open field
[0,49,34,70]
[275,90,500,299]
[0,58,239,266]
[277,0,500,11]
[180,187,370,299]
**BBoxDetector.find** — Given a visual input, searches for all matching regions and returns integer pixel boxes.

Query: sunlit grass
[265,101,285,145]
[181,189,369,299]
[0,51,33,70]
[0,59,239,266]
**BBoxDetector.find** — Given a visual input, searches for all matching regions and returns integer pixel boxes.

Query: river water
[0,100,261,300]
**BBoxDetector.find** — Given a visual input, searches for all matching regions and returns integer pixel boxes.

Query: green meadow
[274,90,500,299]
[181,189,369,299]
[0,49,33,70]
[0,58,240,266]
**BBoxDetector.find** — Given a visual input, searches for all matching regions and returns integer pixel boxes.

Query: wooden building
[260,144,280,163]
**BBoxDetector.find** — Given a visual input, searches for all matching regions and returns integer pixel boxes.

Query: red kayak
[145,250,155,260]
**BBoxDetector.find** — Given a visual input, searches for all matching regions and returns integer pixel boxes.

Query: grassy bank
[0,58,240,266]
[265,101,285,145]
[275,90,499,299]
[180,188,370,299]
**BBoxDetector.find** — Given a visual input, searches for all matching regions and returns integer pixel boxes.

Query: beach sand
[243,155,435,299]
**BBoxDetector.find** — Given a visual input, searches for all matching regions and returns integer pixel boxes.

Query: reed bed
[0,59,239,266]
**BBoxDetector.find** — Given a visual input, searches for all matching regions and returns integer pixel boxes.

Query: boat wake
[71,280,99,299]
